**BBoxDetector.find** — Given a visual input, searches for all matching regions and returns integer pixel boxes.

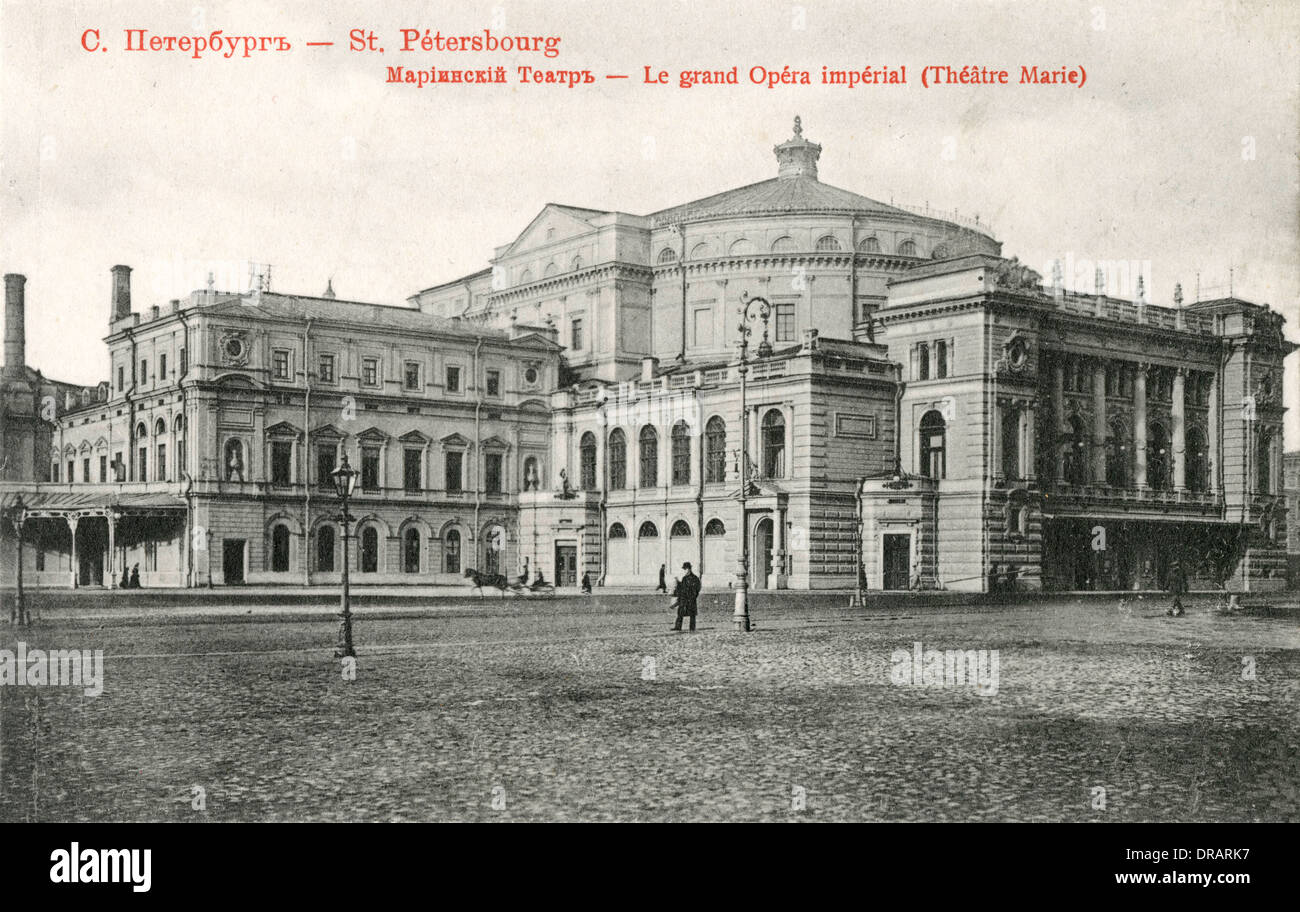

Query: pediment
[440,432,472,448]
[356,426,389,442]
[501,204,603,259]
[399,430,432,445]
[310,423,345,440]
[266,420,303,437]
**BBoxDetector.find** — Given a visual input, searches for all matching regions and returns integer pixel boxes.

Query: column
[1091,361,1107,484]
[1207,370,1219,493]
[106,512,116,587]
[1022,404,1036,481]
[774,507,787,588]
[1051,361,1065,482]
[1134,364,1148,488]
[67,514,79,588]
[1172,368,1186,491]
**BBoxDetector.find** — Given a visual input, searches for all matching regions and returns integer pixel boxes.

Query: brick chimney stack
[4,273,26,378]
[111,264,132,322]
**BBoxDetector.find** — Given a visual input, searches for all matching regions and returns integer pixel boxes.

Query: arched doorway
[359,526,379,573]
[752,517,773,590]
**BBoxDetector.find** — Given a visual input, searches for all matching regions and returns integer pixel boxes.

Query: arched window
[360,526,379,573]
[898,239,918,257]
[690,242,712,259]
[705,416,727,483]
[316,526,335,572]
[1187,427,1208,493]
[728,238,754,256]
[771,236,796,254]
[154,417,166,436]
[670,520,691,537]
[1064,415,1087,485]
[639,426,658,488]
[403,527,421,573]
[638,521,658,539]
[1148,423,1171,491]
[571,255,583,271]
[1256,430,1274,494]
[761,409,785,478]
[608,429,627,489]
[543,261,558,277]
[657,248,678,264]
[444,529,461,573]
[919,410,947,479]
[608,522,627,539]
[580,432,597,490]
[518,269,534,285]
[271,524,291,573]
[815,234,841,252]
[705,519,726,536]
[671,421,691,485]
[1106,419,1129,488]
[857,236,881,253]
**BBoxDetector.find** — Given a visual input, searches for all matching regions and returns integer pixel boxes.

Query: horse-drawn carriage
[463,568,556,598]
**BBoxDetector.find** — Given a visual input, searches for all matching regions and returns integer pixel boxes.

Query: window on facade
[608,429,627,489]
[917,342,930,380]
[919,410,946,480]
[156,444,167,481]
[361,446,380,491]
[1187,428,1208,493]
[705,416,726,483]
[51,462,59,483]
[141,359,148,384]
[1257,430,1274,494]
[657,248,678,264]
[771,236,796,253]
[580,432,597,490]
[1064,416,1087,485]
[403,528,421,573]
[66,460,74,484]
[936,341,948,379]
[179,348,187,374]
[485,453,503,494]
[271,349,289,380]
[99,455,107,482]
[761,410,786,478]
[117,366,124,391]
[571,318,584,351]
[138,448,147,482]
[83,458,91,482]
[705,519,726,536]
[671,520,691,538]
[1000,409,1020,480]
[858,236,881,254]
[404,361,421,391]
[638,522,658,539]
[318,353,335,383]
[159,354,167,380]
[898,239,918,256]
[361,358,378,387]
[815,235,841,252]
[608,523,627,539]
[693,308,714,348]
[317,445,336,490]
[404,449,422,492]
[486,369,501,397]
[775,303,795,343]
[639,426,658,488]
[445,450,463,493]
[317,526,335,572]
[271,441,292,485]
[671,421,691,485]
[444,530,461,573]
[1106,420,1129,488]
[114,452,124,481]
[271,525,291,573]
[446,365,461,393]
[360,527,379,573]
[1148,424,1171,491]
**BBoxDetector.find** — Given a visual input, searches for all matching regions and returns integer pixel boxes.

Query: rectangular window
[485,453,503,494]
[117,366,124,391]
[571,318,584,351]
[445,451,463,493]
[936,341,948,379]
[113,453,123,481]
[317,445,336,490]
[362,358,379,387]
[361,447,380,491]
[271,441,292,485]
[917,342,930,381]
[140,359,148,384]
[83,458,91,482]
[51,463,59,483]
[775,303,795,343]
[486,369,501,398]
[180,348,187,374]
[445,365,461,393]
[693,308,714,348]
[159,354,168,380]
[404,361,421,391]
[404,449,422,492]
[273,349,291,380]
[156,444,166,481]
[138,448,147,482]
[99,455,107,482]
[318,353,335,383]
[67,460,74,483]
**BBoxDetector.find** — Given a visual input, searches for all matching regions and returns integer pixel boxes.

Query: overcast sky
[3,0,1297,445]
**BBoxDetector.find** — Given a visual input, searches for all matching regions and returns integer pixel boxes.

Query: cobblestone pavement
[1,596,1297,822]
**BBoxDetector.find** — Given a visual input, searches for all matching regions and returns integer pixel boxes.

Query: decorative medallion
[219,330,250,367]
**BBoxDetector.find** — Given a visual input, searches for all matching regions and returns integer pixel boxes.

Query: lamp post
[330,454,359,658]
[733,292,772,632]
[8,496,28,626]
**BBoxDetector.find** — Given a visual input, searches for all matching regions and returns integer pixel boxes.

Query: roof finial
[793,115,803,137]
[323,277,336,299]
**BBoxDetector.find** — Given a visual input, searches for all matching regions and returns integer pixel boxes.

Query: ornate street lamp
[7,495,29,626]
[329,454,359,658]
[732,292,773,632]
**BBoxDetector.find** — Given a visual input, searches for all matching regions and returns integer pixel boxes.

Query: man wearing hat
[671,562,702,631]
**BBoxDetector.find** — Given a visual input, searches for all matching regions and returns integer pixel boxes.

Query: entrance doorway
[223,539,246,584]
[77,519,107,587]
[554,544,577,587]
[883,533,911,590]
[753,517,773,590]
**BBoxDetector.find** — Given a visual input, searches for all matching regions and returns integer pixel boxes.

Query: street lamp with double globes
[329,454,359,658]
[732,291,773,633]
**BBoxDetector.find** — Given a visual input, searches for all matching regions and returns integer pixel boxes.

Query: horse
[463,568,511,597]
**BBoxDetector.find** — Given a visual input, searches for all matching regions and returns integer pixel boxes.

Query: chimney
[641,356,659,382]
[111,265,132,322]
[4,273,25,378]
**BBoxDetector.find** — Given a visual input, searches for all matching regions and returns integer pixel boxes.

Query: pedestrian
[580,572,592,594]
[129,564,141,589]
[1166,559,1187,617]
[671,561,701,631]
[656,563,667,593]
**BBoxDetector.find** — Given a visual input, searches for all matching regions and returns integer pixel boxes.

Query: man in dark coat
[1167,560,1187,617]
[671,562,701,631]
[656,564,668,593]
